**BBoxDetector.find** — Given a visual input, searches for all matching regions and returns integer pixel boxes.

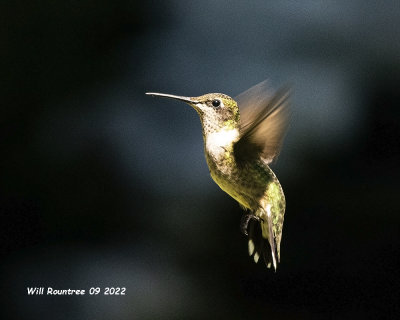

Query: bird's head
[146,92,241,134]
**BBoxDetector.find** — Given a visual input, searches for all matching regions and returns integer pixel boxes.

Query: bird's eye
[212,99,221,108]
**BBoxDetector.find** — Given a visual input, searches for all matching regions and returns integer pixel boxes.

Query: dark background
[1,1,399,319]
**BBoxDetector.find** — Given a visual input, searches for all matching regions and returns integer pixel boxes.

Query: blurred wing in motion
[233,80,291,165]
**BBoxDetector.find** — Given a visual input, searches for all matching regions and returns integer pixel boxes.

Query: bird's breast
[205,148,280,210]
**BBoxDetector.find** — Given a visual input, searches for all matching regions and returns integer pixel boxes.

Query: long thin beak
[146,92,198,104]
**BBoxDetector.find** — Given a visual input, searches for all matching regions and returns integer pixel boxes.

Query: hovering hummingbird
[146,80,290,270]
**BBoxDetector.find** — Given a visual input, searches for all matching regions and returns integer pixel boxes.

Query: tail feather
[247,218,277,270]
[264,204,277,269]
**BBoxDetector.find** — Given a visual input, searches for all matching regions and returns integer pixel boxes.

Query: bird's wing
[233,80,291,165]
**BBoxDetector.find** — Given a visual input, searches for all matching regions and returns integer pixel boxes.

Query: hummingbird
[146,80,290,270]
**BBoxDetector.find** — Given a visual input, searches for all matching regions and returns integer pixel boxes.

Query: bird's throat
[205,128,239,163]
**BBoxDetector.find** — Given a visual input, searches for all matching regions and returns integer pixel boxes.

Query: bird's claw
[240,214,262,236]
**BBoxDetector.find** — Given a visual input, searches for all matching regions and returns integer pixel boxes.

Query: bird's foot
[240,214,262,236]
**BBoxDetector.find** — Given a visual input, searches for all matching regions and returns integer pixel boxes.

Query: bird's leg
[240,213,262,236]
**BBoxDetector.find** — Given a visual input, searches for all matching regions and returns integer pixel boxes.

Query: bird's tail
[247,209,279,270]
